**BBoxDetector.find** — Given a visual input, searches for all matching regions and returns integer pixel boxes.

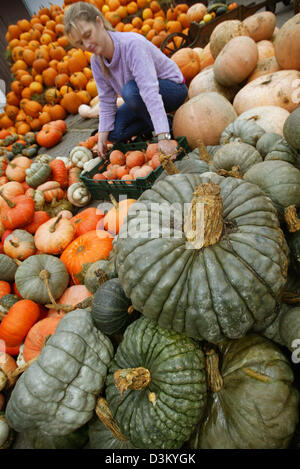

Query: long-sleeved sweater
[90,30,184,135]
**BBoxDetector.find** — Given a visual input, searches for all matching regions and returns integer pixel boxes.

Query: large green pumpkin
[26,425,89,449]
[189,334,299,449]
[105,317,207,449]
[210,141,262,176]
[5,309,114,436]
[115,172,288,343]
[244,160,300,219]
[283,107,300,150]
[256,133,300,169]
[220,119,265,146]
[0,254,18,282]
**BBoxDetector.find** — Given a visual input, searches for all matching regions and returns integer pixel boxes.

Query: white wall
[22,0,64,16]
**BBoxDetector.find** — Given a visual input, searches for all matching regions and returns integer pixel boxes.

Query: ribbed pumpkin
[0,299,40,347]
[283,107,300,151]
[91,278,138,336]
[105,316,207,449]
[189,334,299,449]
[5,309,114,436]
[219,118,265,146]
[115,172,289,344]
[26,425,89,450]
[171,48,200,81]
[60,230,114,284]
[71,207,104,238]
[15,254,69,305]
[210,142,263,177]
[3,229,36,260]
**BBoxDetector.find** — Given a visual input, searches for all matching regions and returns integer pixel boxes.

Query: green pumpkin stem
[284,205,300,232]
[39,269,58,306]
[0,190,16,208]
[204,347,223,393]
[49,213,63,233]
[184,182,223,249]
[217,165,243,179]
[196,138,210,163]
[95,397,128,442]
[114,367,151,396]
[159,152,180,175]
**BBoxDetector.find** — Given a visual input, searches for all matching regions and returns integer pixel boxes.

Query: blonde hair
[64,1,114,76]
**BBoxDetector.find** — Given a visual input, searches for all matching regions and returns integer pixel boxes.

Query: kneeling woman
[64,2,188,158]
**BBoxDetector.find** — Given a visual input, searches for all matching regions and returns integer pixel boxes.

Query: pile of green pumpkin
[0,108,300,450]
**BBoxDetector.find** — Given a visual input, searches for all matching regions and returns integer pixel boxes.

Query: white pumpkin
[69,147,93,169]
[67,182,91,207]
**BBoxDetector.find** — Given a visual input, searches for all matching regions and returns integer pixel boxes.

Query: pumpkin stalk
[242,367,270,383]
[204,347,223,393]
[128,305,135,314]
[281,290,300,304]
[114,367,151,396]
[0,190,16,208]
[196,138,210,163]
[39,269,58,306]
[95,268,108,287]
[217,165,243,179]
[284,205,300,232]
[49,213,63,233]
[45,295,93,312]
[159,152,180,175]
[109,194,119,210]
[9,240,19,248]
[95,397,128,442]
[184,182,223,249]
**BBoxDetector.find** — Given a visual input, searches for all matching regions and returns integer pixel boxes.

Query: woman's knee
[121,80,140,103]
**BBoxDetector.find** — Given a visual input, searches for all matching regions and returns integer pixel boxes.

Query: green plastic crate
[80,136,190,201]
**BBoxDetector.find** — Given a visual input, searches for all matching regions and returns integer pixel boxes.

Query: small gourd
[25,162,52,188]
[67,182,91,207]
[69,146,93,169]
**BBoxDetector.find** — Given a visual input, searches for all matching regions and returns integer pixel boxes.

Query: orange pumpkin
[3,229,36,260]
[5,156,32,183]
[34,214,75,255]
[23,210,50,234]
[22,316,62,362]
[0,281,11,300]
[171,47,201,81]
[36,125,63,148]
[0,194,35,230]
[71,207,105,238]
[103,198,136,235]
[60,230,114,284]
[0,299,40,347]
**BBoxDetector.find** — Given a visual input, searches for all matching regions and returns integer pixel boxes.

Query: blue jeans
[108,79,188,143]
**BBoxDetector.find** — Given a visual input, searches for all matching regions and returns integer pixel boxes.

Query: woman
[64,2,188,158]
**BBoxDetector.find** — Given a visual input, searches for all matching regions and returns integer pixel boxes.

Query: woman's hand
[97,131,109,158]
[158,139,178,160]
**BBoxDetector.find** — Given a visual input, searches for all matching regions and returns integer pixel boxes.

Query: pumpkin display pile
[0,0,300,451]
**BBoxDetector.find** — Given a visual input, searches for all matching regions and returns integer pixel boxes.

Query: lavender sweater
[90,31,184,135]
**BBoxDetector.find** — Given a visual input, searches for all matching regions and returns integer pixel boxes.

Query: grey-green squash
[244,160,300,219]
[25,162,52,188]
[88,417,135,449]
[219,119,265,146]
[256,132,300,169]
[0,254,18,282]
[210,141,262,176]
[188,334,299,449]
[84,259,116,294]
[0,412,14,449]
[15,254,69,304]
[283,107,300,150]
[115,172,289,344]
[156,157,209,182]
[26,425,89,449]
[105,316,207,449]
[5,308,114,436]
[91,278,139,336]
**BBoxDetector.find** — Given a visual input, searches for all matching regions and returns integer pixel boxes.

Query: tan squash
[172,91,237,148]
[213,36,258,87]
[242,11,276,42]
[274,13,300,70]
[256,40,275,62]
[236,105,290,135]
[188,66,239,102]
[247,56,281,83]
[209,20,250,59]
[233,69,300,114]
